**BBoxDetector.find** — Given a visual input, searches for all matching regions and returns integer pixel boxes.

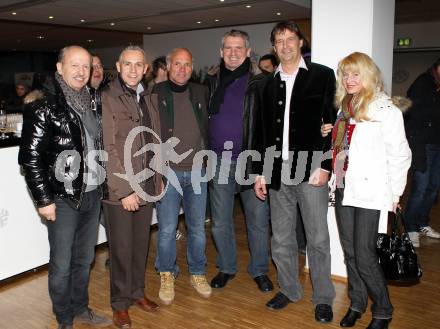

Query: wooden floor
[1,197,439,329]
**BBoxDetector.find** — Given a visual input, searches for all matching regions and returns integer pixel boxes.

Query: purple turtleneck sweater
[209,74,249,159]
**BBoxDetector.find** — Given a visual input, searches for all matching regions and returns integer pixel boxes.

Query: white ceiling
[0,0,439,52]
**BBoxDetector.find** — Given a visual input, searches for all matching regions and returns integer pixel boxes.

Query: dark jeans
[103,203,153,311]
[47,189,101,325]
[335,188,393,319]
[210,159,270,278]
[404,144,440,232]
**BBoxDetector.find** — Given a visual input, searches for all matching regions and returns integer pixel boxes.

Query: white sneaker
[420,226,440,239]
[408,232,420,247]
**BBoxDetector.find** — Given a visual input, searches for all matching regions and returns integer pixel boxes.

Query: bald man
[19,45,111,329]
[153,48,211,305]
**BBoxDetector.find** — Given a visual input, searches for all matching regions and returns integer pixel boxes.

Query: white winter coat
[341,93,412,232]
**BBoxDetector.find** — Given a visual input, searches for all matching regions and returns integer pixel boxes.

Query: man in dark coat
[19,45,111,329]
[205,30,273,293]
[404,58,440,247]
[252,21,336,322]
[101,45,161,328]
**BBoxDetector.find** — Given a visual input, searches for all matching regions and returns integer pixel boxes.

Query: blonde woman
[323,52,411,329]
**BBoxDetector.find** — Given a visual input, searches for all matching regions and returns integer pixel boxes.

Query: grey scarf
[55,72,99,141]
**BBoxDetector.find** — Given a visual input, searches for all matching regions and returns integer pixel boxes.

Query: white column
[312,0,395,93]
[310,0,395,278]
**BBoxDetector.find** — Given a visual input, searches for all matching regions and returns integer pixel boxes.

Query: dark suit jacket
[151,81,209,150]
[251,61,337,190]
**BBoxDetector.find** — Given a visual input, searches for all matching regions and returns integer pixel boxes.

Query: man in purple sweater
[205,30,273,292]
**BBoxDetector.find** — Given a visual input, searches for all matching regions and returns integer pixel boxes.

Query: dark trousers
[404,144,440,232]
[103,203,153,311]
[48,190,101,325]
[335,188,393,319]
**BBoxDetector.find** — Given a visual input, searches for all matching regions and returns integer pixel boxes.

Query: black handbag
[376,209,422,284]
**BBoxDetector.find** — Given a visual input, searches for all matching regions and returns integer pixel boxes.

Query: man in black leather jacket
[18,45,110,329]
[205,30,273,293]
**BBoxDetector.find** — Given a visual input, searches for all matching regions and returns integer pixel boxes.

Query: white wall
[391,21,440,96]
[392,51,440,96]
[142,23,280,71]
[394,21,440,48]
[372,0,395,93]
[90,46,126,70]
[312,0,395,94]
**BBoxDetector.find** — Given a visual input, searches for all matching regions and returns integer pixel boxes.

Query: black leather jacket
[18,77,102,209]
[205,69,266,186]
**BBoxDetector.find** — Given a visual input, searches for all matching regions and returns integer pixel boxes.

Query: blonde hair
[335,52,384,121]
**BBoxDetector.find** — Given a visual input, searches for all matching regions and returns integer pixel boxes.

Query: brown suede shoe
[113,310,131,329]
[135,297,160,312]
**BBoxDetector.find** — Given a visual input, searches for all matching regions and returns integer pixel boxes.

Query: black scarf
[168,79,188,93]
[208,57,251,115]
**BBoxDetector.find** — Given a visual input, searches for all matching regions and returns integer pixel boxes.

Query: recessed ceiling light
[276,12,281,16]
[48,16,54,19]
[110,22,115,26]
[214,19,220,22]
[147,26,152,30]
[196,21,202,24]
[220,0,225,2]
[80,19,85,23]
[87,39,93,43]
[12,12,17,15]
[37,35,44,39]
[246,5,251,8]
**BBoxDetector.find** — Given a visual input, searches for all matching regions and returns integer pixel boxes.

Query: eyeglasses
[92,64,103,70]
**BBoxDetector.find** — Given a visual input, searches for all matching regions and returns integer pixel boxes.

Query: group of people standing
[18,20,421,329]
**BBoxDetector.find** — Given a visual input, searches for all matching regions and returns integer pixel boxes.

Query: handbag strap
[391,208,408,234]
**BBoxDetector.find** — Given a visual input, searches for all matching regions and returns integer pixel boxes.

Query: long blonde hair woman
[330,52,411,329]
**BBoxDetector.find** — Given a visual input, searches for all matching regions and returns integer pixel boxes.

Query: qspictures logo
[0,208,9,228]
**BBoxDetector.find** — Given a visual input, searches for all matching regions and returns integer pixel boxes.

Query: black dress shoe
[366,318,391,329]
[340,309,361,327]
[210,272,235,288]
[315,304,333,322]
[266,292,292,310]
[254,275,274,292]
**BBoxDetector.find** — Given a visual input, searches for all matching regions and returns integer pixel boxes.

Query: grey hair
[118,45,146,62]
[221,30,250,49]
[165,48,193,67]
[58,45,90,63]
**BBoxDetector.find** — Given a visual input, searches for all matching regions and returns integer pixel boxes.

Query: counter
[0,146,346,280]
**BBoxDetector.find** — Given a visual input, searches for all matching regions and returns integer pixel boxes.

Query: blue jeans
[47,190,101,325]
[335,188,393,319]
[155,169,208,275]
[210,159,270,278]
[405,144,440,232]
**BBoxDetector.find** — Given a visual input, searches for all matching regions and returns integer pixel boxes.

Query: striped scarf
[332,94,355,156]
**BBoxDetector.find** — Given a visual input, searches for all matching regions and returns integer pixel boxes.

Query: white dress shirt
[275,57,308,161]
